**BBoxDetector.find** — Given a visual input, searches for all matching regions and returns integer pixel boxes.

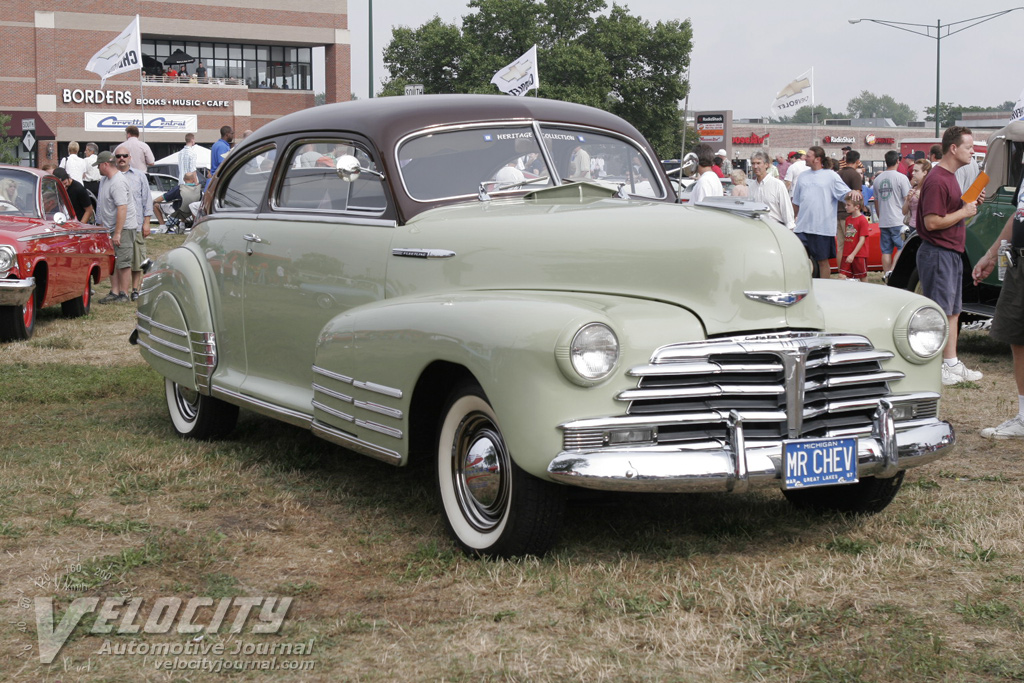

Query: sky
[344,0,1023,120]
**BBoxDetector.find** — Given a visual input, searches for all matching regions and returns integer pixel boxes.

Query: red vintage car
[0,165,114,341]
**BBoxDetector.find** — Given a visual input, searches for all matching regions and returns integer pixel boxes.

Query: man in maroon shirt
[916,126,982,386]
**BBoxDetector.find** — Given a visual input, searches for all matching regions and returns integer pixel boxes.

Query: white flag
[490,45,538,97]
[1012,86,1024,122]
[86,15,142,87]
[770,68,813,118]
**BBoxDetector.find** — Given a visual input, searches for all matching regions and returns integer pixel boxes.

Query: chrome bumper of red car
[0,277,35,307]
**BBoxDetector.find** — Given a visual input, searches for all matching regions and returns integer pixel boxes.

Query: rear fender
[135,245,216,393]
[312,292,706,475]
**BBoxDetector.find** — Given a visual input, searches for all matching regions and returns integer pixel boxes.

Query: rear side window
[215,145,277,211]
[275,140,387,215]
[41,178,70,219]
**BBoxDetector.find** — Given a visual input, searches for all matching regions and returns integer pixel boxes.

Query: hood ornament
[744,290,808,307]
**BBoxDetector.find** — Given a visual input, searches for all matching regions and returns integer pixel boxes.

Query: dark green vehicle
[888,121,1024,321]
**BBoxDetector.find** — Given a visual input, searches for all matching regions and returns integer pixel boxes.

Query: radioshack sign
[697,114,725,143]
[84,112,198,133]
[822,135,855,145]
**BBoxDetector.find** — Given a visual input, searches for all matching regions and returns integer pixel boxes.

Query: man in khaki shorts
[94,151,137,303]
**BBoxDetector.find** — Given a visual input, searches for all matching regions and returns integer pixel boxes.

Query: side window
[41,178,69,219]
[276,139,386,215]
[216,145,278,211]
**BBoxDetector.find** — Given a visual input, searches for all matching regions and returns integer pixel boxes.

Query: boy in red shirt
[839,196,869,281]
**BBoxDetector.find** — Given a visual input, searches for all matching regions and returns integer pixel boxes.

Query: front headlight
[570,323,619,381]
[0,245,16,277]
[894,305,947,363]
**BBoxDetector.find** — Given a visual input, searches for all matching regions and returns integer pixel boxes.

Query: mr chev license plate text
[783,437,858,489]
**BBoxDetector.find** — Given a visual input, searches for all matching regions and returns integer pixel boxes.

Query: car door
[39,176,78,302]
[238,137,395,415]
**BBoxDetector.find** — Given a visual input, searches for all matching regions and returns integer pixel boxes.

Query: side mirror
[681,152,699,178]
[335,155,361,182]
[53,212,68,225]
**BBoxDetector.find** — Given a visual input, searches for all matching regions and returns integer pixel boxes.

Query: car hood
[391,198,824,336]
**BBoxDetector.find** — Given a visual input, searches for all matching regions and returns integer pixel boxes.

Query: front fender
[312,292,707,475]
[136,245,216,392]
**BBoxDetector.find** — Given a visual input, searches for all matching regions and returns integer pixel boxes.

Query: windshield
[397,123,663,202]
[0,171,39,218]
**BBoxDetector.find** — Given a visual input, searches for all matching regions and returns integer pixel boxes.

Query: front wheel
[437,383,565,557]
[0,288,37,342]
[782,471,905,514]
[165,378,239,440]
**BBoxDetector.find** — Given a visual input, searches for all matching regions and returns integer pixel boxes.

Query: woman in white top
[60,141,89,184]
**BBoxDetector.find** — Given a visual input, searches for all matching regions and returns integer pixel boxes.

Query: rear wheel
[783,471,905,514]
[61,270,94,318]
[437,382,565,557]
[0,286,37,341]
[165,378,239,440]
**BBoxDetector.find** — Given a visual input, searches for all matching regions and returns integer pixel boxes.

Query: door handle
[242,233,263,243]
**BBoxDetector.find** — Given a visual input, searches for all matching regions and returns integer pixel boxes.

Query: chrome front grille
[617,333,905,444]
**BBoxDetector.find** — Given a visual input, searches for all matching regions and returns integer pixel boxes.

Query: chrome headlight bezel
[556,322,620,386]
[894,304,947,363]
[0,245,16,278]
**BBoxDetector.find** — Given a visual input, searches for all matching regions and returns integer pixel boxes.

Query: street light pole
[850,9,1023,138]
[368,0,374,98]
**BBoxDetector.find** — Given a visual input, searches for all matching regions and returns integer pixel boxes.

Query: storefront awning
[0,111,56,138]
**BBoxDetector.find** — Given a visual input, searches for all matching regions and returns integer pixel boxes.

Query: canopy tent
[155,145,212,170]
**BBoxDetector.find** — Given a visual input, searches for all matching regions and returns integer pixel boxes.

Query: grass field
[1,235,1023,681]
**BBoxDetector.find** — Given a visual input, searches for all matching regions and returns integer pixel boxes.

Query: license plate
[783,437,859,489]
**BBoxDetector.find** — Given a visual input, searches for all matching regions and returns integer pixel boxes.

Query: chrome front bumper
[547,419,955,493]
[0,277,35,307]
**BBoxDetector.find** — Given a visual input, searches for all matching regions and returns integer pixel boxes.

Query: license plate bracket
[783,436,859,489]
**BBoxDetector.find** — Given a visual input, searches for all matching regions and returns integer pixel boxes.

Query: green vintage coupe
[133,95,954,557]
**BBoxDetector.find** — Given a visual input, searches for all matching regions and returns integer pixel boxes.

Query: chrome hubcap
[452,412,509,532]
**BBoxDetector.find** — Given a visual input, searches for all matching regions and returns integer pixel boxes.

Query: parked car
[828,221,887,274]
[133,95,955,558]
[888,121,1024,320]
[0,165,115,341]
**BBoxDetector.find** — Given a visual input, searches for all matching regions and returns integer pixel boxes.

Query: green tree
[924,102,961,129]
[846,91,916,126]
[0,115,20,165]
[381,0,692,157]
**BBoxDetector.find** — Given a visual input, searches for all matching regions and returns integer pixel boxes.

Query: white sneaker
[941,361,982,386]
[980,416,1024,440]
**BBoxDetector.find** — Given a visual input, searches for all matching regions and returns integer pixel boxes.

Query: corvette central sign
[85,112,198,133]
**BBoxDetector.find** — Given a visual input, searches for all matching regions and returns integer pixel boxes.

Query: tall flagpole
[810,66,816,148]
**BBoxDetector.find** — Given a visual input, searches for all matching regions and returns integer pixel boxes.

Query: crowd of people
[690,124,1024,439]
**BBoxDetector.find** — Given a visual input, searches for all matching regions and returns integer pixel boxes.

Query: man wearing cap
[93,151,137,304]
[784,150,808,192]
[52,167,94,224]
[791,146,862,278]
[114,145,154,301]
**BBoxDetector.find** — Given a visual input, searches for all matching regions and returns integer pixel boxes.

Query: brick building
[1,1,350,166]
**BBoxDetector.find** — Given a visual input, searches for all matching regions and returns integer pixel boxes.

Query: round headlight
[570,323,619,381]
[907,307,947,358]
[0,246,15,275]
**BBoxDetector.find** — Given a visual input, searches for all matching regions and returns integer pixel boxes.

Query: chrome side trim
[311,420,402,465]
[312,399,354,422]
[744,290,808,307]
[138,330,189,354]
[136,313,187,338]
[313,365,353,384]
[355,400,403,419]
[212,387,313,429]
[353,380,403,399]
[136,339,193,368]
[355,418,402,439]
[189,331,217,394]
[391,248,456,259]
[312,382,353,403]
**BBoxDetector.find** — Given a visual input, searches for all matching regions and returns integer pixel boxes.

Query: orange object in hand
[961,171,989,203]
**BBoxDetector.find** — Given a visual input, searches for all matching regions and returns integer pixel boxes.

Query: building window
[141,39,315,90]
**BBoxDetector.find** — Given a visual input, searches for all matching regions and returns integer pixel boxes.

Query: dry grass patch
[2,252,1024,679]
